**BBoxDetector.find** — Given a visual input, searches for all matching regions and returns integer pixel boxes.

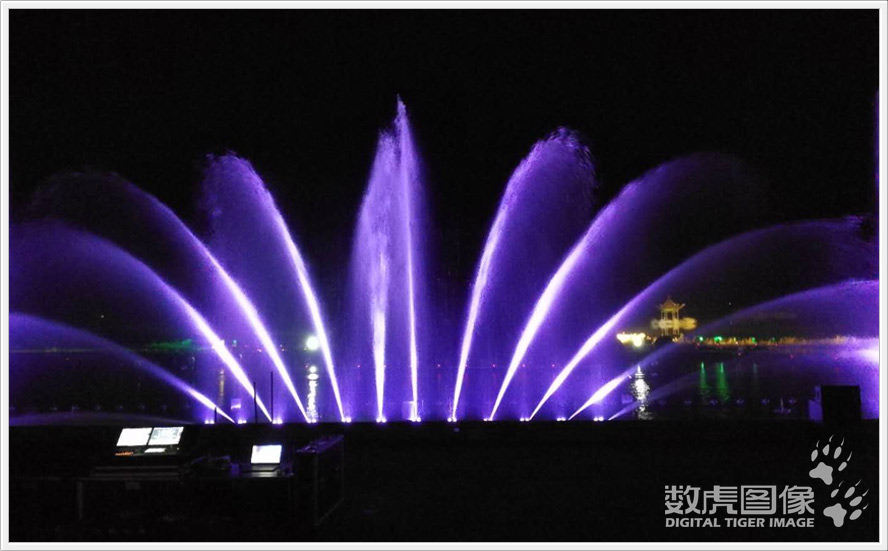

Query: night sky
[10,9,880,289]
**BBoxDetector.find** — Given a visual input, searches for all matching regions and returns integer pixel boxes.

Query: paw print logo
[808,435,851,485]
[822,481,869,527]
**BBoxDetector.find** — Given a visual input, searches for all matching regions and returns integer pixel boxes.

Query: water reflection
[630,365,651,420]
[714,362,730,403]
[698,362,710,403]
[216,368,225,408]
[618,342,879,421]
[307,365,319,422]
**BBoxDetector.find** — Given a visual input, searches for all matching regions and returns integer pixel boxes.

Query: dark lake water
[10,342,879,424]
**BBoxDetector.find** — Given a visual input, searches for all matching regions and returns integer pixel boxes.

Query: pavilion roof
[659,296,685,310]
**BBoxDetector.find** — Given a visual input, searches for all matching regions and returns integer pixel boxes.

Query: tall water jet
[350,99,429,421]
[10,313,234,423]
[10,223,272,421]
[453,129,595,420]
[397,100,422,421]
[354,133,396,421]
[201,156,344,421]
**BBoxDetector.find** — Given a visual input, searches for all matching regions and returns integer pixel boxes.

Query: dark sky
[10,9,880,287]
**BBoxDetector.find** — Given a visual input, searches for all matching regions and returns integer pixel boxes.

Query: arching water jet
[570,279,879,420]
[30,175,309,421]
[537,219,877,420]
[453,129,595,420]
[10,224,272,421]
[10,313,234,423]
[202,156,344,421]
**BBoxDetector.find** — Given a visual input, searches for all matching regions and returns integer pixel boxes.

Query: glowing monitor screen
[148,426,184,446]
[251,444,283,464]
[116,427,152,447]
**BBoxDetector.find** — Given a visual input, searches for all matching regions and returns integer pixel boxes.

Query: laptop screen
[116,427,152,447]
[250,444,283,464]
[148,426,184,446]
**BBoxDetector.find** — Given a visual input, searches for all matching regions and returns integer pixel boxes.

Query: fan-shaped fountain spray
[8,99,879,424]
